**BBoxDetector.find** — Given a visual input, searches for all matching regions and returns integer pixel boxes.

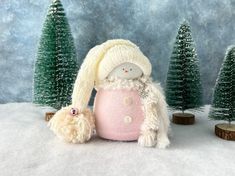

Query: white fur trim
[97,76,145,90]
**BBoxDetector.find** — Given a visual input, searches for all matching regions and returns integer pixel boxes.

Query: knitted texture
[94,88,144,141]
[98,44,151,80]
[71,39,152,111]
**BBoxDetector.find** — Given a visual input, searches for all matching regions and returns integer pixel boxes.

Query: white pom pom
[49,106,95,143]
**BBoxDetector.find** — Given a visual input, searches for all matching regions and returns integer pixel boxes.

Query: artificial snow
[0,103,235,176]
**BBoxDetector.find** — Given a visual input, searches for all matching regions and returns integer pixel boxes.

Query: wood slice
[215,123,235,141]
[45,112,55,121]
[172,113,195,125]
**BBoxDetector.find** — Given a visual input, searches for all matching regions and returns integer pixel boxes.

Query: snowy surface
[0,103,235,176]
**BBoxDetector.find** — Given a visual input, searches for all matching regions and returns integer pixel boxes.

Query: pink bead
[70,108,78,116]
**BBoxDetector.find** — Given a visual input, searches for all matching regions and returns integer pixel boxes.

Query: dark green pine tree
[165,20,203,112]
[33,0,77,109]
[209,46,235,124]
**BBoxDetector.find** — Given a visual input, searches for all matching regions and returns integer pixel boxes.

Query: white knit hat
[71,39,152,111]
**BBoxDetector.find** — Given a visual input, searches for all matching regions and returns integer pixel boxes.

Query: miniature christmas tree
[209,46,235,140]
[165,20,203,124]
[33,0,77,110]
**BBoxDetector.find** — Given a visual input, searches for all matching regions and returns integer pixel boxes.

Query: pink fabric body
[94,88,144,141]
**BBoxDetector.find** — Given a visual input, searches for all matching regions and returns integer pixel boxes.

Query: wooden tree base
[172,113,195,125]
[215,123,235,141]
[45,112,55,121]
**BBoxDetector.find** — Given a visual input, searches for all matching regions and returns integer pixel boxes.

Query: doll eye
[130,68,132,71]
[122,68,125,70]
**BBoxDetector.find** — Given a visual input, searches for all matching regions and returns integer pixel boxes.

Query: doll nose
[123,68,128,73]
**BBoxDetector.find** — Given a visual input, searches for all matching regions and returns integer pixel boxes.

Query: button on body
[123,97,133,106]
[124,116,132,124]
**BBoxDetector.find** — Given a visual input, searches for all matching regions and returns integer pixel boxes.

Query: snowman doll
[49,39,170,148]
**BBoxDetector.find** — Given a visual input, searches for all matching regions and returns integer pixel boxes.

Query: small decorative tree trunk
[45,112,56,121]
[215,124,235,140]
[172,113,195,125]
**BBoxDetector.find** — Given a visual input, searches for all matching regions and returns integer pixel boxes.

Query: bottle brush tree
[209,46,235,140]
[165,20,203,125]
[33,0,78,110]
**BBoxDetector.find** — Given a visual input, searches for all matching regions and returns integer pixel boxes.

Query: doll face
[108,62,143,80]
